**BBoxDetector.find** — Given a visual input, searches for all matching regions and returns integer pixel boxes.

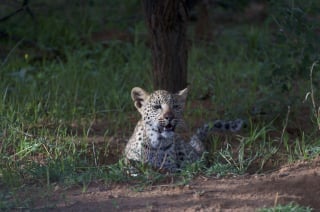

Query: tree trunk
[142,0,188,93]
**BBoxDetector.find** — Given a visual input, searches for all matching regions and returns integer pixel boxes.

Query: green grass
[259,202,313,212]
[1,0,320,209]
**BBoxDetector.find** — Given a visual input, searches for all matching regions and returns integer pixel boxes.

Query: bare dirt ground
[36,156,320,211]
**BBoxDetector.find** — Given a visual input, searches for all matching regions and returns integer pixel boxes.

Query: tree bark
[142,0,188,93]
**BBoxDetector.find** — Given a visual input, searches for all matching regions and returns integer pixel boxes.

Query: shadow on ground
[36,157,320,211]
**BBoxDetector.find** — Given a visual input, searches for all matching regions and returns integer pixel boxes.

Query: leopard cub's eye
[152,104,161,110]
[173,104,181,109]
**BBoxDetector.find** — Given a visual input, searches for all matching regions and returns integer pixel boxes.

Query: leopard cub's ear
[131,87,149,109]
[177,87,188,101]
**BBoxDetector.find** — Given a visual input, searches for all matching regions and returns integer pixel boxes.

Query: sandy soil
[37,156,320,211]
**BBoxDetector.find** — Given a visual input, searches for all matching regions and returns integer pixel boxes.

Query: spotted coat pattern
[124,87,243,172]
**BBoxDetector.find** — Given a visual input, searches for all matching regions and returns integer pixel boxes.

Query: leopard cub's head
[131,87,188,138]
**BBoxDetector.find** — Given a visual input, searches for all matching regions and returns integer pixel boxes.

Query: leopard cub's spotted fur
[124,87,243,172]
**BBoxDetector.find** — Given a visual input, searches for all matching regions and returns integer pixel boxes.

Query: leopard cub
[124,87,243,172]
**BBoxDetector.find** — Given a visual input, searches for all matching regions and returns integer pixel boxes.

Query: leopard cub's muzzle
[158,111,176,133]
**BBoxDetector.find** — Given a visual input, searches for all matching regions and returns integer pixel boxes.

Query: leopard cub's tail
[189,119,245,155]
[195,119,245,141]
[210,119,244,132]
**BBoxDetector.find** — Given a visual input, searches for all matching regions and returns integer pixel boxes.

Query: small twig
[0,6,24,22]
[309,62,317,110]
[265,108,290,156]
[274,192,279,207]
[304,61,320,130]
[159,152,168,170]
[41,143,52,160]
[0,0,34,22]
[86,119,95,137]
[1,39,24,67]
[278,105,291,149]
[92,142,98,167]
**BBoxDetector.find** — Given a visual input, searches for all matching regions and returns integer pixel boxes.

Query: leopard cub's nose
[163,111,174,120]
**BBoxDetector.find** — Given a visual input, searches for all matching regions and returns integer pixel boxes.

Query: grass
[1,0,320,209]
[259,202,313,212]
